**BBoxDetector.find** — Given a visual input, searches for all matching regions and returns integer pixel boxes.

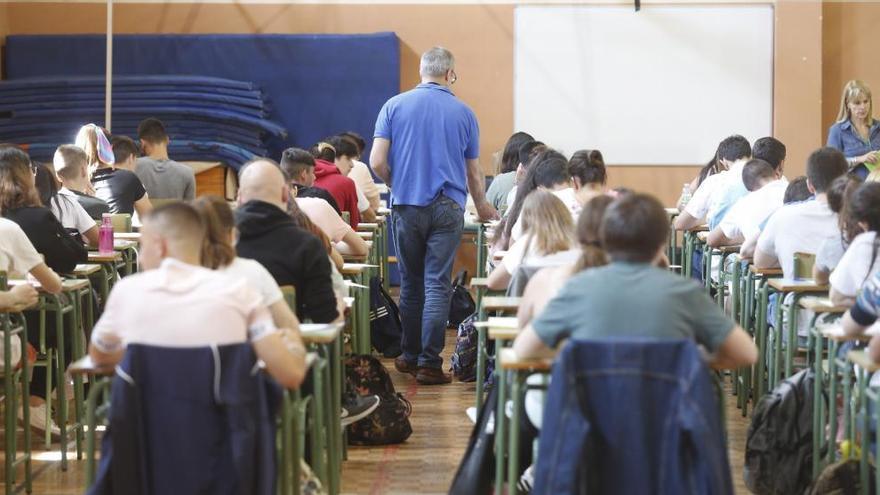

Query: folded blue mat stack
[0,75,287,170]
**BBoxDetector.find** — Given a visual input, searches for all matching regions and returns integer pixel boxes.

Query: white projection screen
[514,5,774,165]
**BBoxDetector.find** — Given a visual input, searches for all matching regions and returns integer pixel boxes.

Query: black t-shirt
[91,168,146,215]
[69,189,110,220]
[295,185,341,215]
[3,206,87,275]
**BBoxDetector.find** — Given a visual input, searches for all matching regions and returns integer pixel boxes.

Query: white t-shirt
[0,218,43,278]
[52,188,97,235]
[719,179,788,243]
[354,182,370,213]
[830,231,880,298]
[349,161,380,211]
[511,188,581,242]
[685,159,747,222]
[296,197,351,243]
[501,234,579,275]
[756,199,838,279]
[219,257,284,306]
[505,186,518,214]
[91,258,278,352]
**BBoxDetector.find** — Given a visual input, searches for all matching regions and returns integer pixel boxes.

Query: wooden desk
[72,264,102,277]
[492,250,508,262]
[68,355,115,377]
[8,278,89,293]
[665,207,680,216]
[356,231,374,240]
[469,277,490,289]
[340,263,377,277]
[356,223,379,232]
[113,232,141,241]
[482,296,520,313]
[697,231,708,242]
[498,347,553,371]
[800,297,848,314]
[749,265,783,276]
[474,316,519,340]
[689,224,709,233]
[300,323,345,345]
[717,244,742,254]
[768,278,829,293]
[88,251,123,263]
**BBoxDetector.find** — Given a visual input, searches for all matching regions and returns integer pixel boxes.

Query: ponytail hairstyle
[573,195,613,272]
[844,181,880,284]
[310,141,337,163]
[495,148,568,250]
[518,190,575,256]
[74,124,114,177]
[569,149,606,188]
[191,195,237,270]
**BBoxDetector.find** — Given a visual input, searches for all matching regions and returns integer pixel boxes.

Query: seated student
[0,146,81,433]
[310,142,361,228]
[843,270,880,364]
[326,136,376,222]
[487,190,579,291]
[110,135,138,172]
[815,175,863,285]
[755,147,849,279]
[674,135,751,231]
[53,145,110,220]
[135,118,196,200]
[709,158,786,249]
[34,162,99,247]
[194,194,378,426]
[783,175,813,204]
[283,148,342,215]
[513,193,758,370]
[486,132,534,214]
[830,182,880,306]
[88,202,306,391]
[278,153,367,257]
[234,159,340,324]
[510,150,580,240]
[676,155,724,212]
[517,195,613,327]
[569,149,606,207]
[339,132,383,211]
[76,124,153,217]
[504,140,546,218]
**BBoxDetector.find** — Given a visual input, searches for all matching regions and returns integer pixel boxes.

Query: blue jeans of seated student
[392,195,464,369]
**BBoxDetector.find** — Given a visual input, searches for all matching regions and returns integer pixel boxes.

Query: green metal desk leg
[507,371,525,492]
[494,361,508,495]
[857,365,868,491]
[812,327,824,477]
[476,224,487,279]
[475,302,488,412]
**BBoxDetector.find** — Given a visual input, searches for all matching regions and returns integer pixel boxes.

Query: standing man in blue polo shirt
[371,46,497,385]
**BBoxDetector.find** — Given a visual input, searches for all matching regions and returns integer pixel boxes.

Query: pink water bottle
[98,214,114,254]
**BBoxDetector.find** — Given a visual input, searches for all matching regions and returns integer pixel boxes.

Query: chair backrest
[90,343,279,495]
[793,252,816,280]
[533,339,733,495]
[109,214,132,233]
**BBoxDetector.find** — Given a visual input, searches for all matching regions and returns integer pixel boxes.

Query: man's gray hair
[419,47,455,78]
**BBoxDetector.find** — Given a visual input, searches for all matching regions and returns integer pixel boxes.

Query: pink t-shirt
[91,258,277,353]
[295,197,352,243]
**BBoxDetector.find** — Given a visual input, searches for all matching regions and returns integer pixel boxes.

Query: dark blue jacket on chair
[533,339,733,495]
[88,343,281,495]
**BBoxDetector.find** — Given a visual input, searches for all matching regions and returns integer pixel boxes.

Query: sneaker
[517,464,535,493]
[19,402,61,437]
[394,357,418,376]
[416,367,452,385]
[341,394,380,427]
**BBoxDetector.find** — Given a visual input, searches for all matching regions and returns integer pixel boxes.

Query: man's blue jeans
[392,195,464,369]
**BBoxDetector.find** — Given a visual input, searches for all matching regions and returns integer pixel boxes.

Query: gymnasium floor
[2,328,752,495]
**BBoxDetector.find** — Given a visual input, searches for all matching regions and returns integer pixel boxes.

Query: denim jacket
[827,119,880,179]
[533,339,733,495]
[88,343,281,495]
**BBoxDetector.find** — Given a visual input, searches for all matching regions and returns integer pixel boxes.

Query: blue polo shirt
[374,83,479,208]
[827,118,880,179]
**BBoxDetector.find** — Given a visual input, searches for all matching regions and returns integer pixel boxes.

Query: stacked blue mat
[0,75,286,170]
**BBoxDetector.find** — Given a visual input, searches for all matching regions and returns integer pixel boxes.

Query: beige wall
[822,2,880,139]
[0,1,858,206]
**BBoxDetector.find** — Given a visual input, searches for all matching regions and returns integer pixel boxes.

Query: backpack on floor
[448,270,475,329]
[807,458,874,495]
[745,368,823,495]
[369,276,402,358]
[451,312,479,382]
[344,355,412,445]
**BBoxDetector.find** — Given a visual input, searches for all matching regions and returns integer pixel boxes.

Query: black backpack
[745,368,823,495]
[344,355,412,445]
[451,313,479,382]
[369,276,402,358]
[448,270,476,329]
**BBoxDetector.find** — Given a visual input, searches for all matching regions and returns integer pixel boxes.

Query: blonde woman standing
[828,80,880,179]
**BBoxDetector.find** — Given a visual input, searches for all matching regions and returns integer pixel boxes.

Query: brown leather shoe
[394,357,418,376]
[416,367,452,385]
